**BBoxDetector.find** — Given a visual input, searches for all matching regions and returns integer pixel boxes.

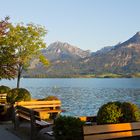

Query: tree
[0,17,17,79]
[7,23,49,88]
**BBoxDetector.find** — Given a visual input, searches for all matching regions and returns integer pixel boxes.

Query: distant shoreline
[23,73,140,78]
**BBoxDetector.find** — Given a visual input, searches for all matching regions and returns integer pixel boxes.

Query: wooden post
[30,110,37,140]
[12,106,20,130]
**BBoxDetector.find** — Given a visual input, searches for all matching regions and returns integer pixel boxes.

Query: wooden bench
[83,122,140,140]
[0,93,7,104]
[13,100,62,140]
[79,116,97,126]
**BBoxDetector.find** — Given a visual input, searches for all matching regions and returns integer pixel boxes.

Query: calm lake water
[1,78,140,117]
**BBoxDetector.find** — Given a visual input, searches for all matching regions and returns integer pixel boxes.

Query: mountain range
[24,32,140,78]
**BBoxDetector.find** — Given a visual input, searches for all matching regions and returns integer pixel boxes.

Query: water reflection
[28,87,140,116]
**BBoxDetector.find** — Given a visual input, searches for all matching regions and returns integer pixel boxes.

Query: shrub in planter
[97,101,140,125]
[0,85,11,94]
[39,95,59,101]
[97,102,123,124]
[53,116,84,140]
[7,88,31,104]
[120,102,140,123]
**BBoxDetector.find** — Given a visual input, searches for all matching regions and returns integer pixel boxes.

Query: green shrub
[97,101,140,125]
[53,116,84,140]
[6,88,31,104]
[0,85,11,94]
[39,95,59,101]
[97,102,122,124]
[120,102,140,123]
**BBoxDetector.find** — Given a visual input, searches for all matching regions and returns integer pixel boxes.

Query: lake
[1,78,140,117]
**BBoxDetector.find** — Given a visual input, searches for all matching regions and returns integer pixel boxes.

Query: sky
[0,0,140,51]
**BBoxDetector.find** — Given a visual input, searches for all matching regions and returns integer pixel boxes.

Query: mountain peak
[126,31,140,44]
[135,31,140,36]
[114,31,140,48]
[42,41,91,61]
[132,31,140,41]
[47,41,76,53]
[54,41,70,46]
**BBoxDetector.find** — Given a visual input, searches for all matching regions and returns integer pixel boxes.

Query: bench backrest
[15,100,61,109]
[83,122,140,140]
[16,105,41,121]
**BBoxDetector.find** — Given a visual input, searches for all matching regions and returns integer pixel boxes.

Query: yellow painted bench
[15,100,61,120]
[83,122,140,140]
[0,93,7,104]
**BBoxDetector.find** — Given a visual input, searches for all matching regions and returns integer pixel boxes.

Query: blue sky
[0,0,140,51]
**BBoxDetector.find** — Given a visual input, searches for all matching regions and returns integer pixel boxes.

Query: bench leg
[12,106,20,130]
[30,110,37,140]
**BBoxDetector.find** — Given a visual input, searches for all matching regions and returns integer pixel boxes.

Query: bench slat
[0,93,7,96]
[84,130,140,140]
[15,100,61,106]
[0,97,6,99]
[18,113,31,121]
[18,110,41,120]
[0,94,7,103]
[35,120,52,126]
[84,122,140,134]
[34,109,62,113]
[22,104,60,108]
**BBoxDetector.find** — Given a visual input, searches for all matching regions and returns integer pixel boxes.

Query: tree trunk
[17,65,22,88]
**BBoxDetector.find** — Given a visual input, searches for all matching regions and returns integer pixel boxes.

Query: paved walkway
[0,123,20,140]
